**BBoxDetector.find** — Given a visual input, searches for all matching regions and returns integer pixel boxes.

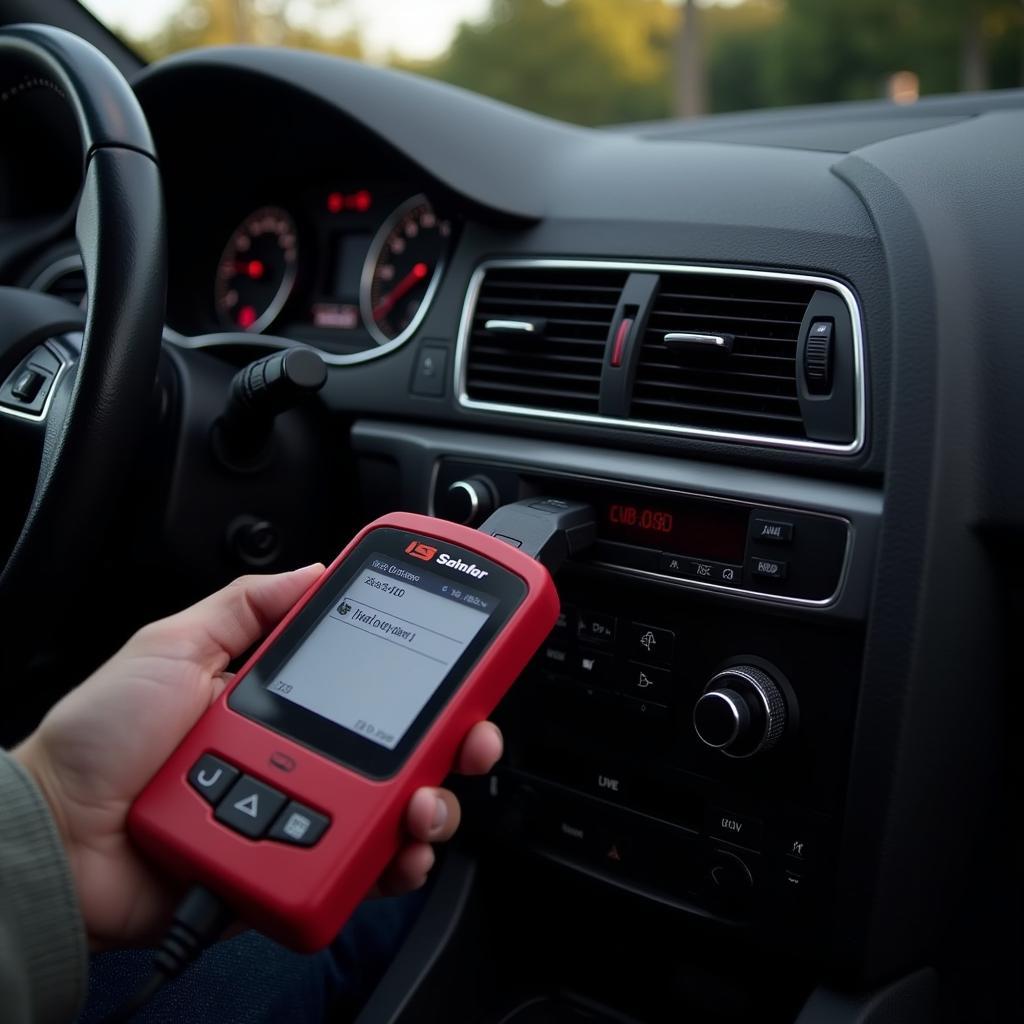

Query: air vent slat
[464,266,629,414]
[631,395,804,426]
[630,275,815,438]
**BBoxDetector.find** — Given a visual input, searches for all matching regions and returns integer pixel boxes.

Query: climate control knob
[693,664,787,758]
[440,476,498,527]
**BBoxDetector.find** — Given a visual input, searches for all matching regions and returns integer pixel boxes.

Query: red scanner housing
[128,512,559,951]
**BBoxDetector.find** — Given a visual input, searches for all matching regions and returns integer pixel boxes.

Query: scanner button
[215,776,287,838]
[268,801,330,847]
[188,755,239,805]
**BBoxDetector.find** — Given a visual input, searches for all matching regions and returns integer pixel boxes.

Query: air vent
[457,260,863,453]
[632,275,816,439]
[30,256,87,308]
[463,266,628,414]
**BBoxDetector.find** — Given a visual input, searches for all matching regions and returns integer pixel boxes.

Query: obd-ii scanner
[127,499,594,972]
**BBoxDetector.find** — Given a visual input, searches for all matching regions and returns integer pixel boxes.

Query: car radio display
[599,496,749,564]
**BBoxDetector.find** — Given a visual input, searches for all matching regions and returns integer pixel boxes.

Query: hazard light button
[214,775,288,839]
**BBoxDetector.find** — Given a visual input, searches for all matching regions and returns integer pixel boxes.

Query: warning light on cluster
[327,190,373,214]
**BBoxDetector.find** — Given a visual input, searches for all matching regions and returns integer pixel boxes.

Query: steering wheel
[0,25,165,607]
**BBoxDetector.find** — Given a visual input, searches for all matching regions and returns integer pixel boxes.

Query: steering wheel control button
[621,662,671,703]
[214,776,287,839]
[749,556,788,581]
[410,344,448,397]
[577,610,616,646]
[268,801,330,847]
[188,754,239,805]
[751,518,794,544]
[707,808,763,851]
[628,623,674,666]
[0,347,60,415]
[11,369,44,402]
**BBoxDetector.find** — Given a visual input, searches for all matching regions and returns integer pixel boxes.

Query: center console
[351,420,882,1019]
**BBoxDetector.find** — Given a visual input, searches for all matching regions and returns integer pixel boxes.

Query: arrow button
[215,775,287,838]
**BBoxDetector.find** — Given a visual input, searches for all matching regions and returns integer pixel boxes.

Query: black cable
[99,885,232,1024]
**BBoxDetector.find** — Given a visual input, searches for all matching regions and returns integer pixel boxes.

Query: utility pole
[674,0,708,119]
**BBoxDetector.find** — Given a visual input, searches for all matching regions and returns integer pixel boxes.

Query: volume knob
[693,665,787,758]
[441,476,497,527]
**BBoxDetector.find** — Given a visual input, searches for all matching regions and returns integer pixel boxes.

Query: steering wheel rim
[0,24,165,602]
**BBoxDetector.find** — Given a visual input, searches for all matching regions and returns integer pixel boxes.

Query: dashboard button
[188,754,239,805]
[215,776,287,839]
[575,650,611,684]
[409,344,447,397]
[752,518,794,544]
[588,766,630,802]
[749,556,788,581]
[620,662,672,703]
[628,622,674,666]
[707,807,763,851]
[662,554,742,585]
[577,610,616,646]
[618,695,670,722]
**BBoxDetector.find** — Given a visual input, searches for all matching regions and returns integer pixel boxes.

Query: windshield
[81,0,1024,125]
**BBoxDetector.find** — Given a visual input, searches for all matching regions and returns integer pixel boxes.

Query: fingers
[406,786,461,844]
[144,563,325,665]
[456,721,503,776]
[375,842,435,897]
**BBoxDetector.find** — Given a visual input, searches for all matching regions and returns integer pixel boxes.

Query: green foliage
[415,0,678,126]
[111,0,1024,124]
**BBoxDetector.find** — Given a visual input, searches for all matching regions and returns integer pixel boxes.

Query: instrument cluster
[173,183,453,360]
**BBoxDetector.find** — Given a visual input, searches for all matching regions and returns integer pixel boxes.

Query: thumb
[150,563,325,666]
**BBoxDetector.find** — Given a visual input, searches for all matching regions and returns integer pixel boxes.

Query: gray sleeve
[0,749,87,1024]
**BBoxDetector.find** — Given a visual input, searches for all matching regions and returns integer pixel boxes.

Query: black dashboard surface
[4,39,1024,1020]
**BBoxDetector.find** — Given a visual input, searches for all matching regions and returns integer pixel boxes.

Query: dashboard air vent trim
[455,259,866,455]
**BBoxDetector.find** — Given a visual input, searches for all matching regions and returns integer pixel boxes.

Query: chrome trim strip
[28,255,85,301]
[454,258,867,455]
[358,193,448,353]
[484,319,537,333]
[663,331,731,349]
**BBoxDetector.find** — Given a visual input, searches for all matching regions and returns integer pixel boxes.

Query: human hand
[14,565,502,948]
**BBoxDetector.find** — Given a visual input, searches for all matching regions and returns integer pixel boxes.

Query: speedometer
[215,206,298,333]
[360,195,450,347]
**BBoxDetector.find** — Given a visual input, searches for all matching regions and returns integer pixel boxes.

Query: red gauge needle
[373,262,429,320]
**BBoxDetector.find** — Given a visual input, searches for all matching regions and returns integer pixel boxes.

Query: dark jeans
[76,891,424,1024]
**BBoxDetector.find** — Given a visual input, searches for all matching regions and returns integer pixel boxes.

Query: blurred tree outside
[112,0,1024,125]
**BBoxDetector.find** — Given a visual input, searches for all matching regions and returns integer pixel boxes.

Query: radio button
[707,807,763,851]
[752,518,794,544]
[628,623,674,666]
[661,554,742,586]
[215,776,287,839]
[577,610,616,646]
[620,662,672,703]
[575,651,611,685]
[618,695,670,722]
[188,755,239,805]
[268,801,330,847]
[749,556,788,581]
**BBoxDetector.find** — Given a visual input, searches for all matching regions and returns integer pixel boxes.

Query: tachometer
[360,195,450,347]
[215,206,298,333]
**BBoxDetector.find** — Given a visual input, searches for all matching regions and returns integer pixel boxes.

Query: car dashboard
[6,42,1024,1024]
